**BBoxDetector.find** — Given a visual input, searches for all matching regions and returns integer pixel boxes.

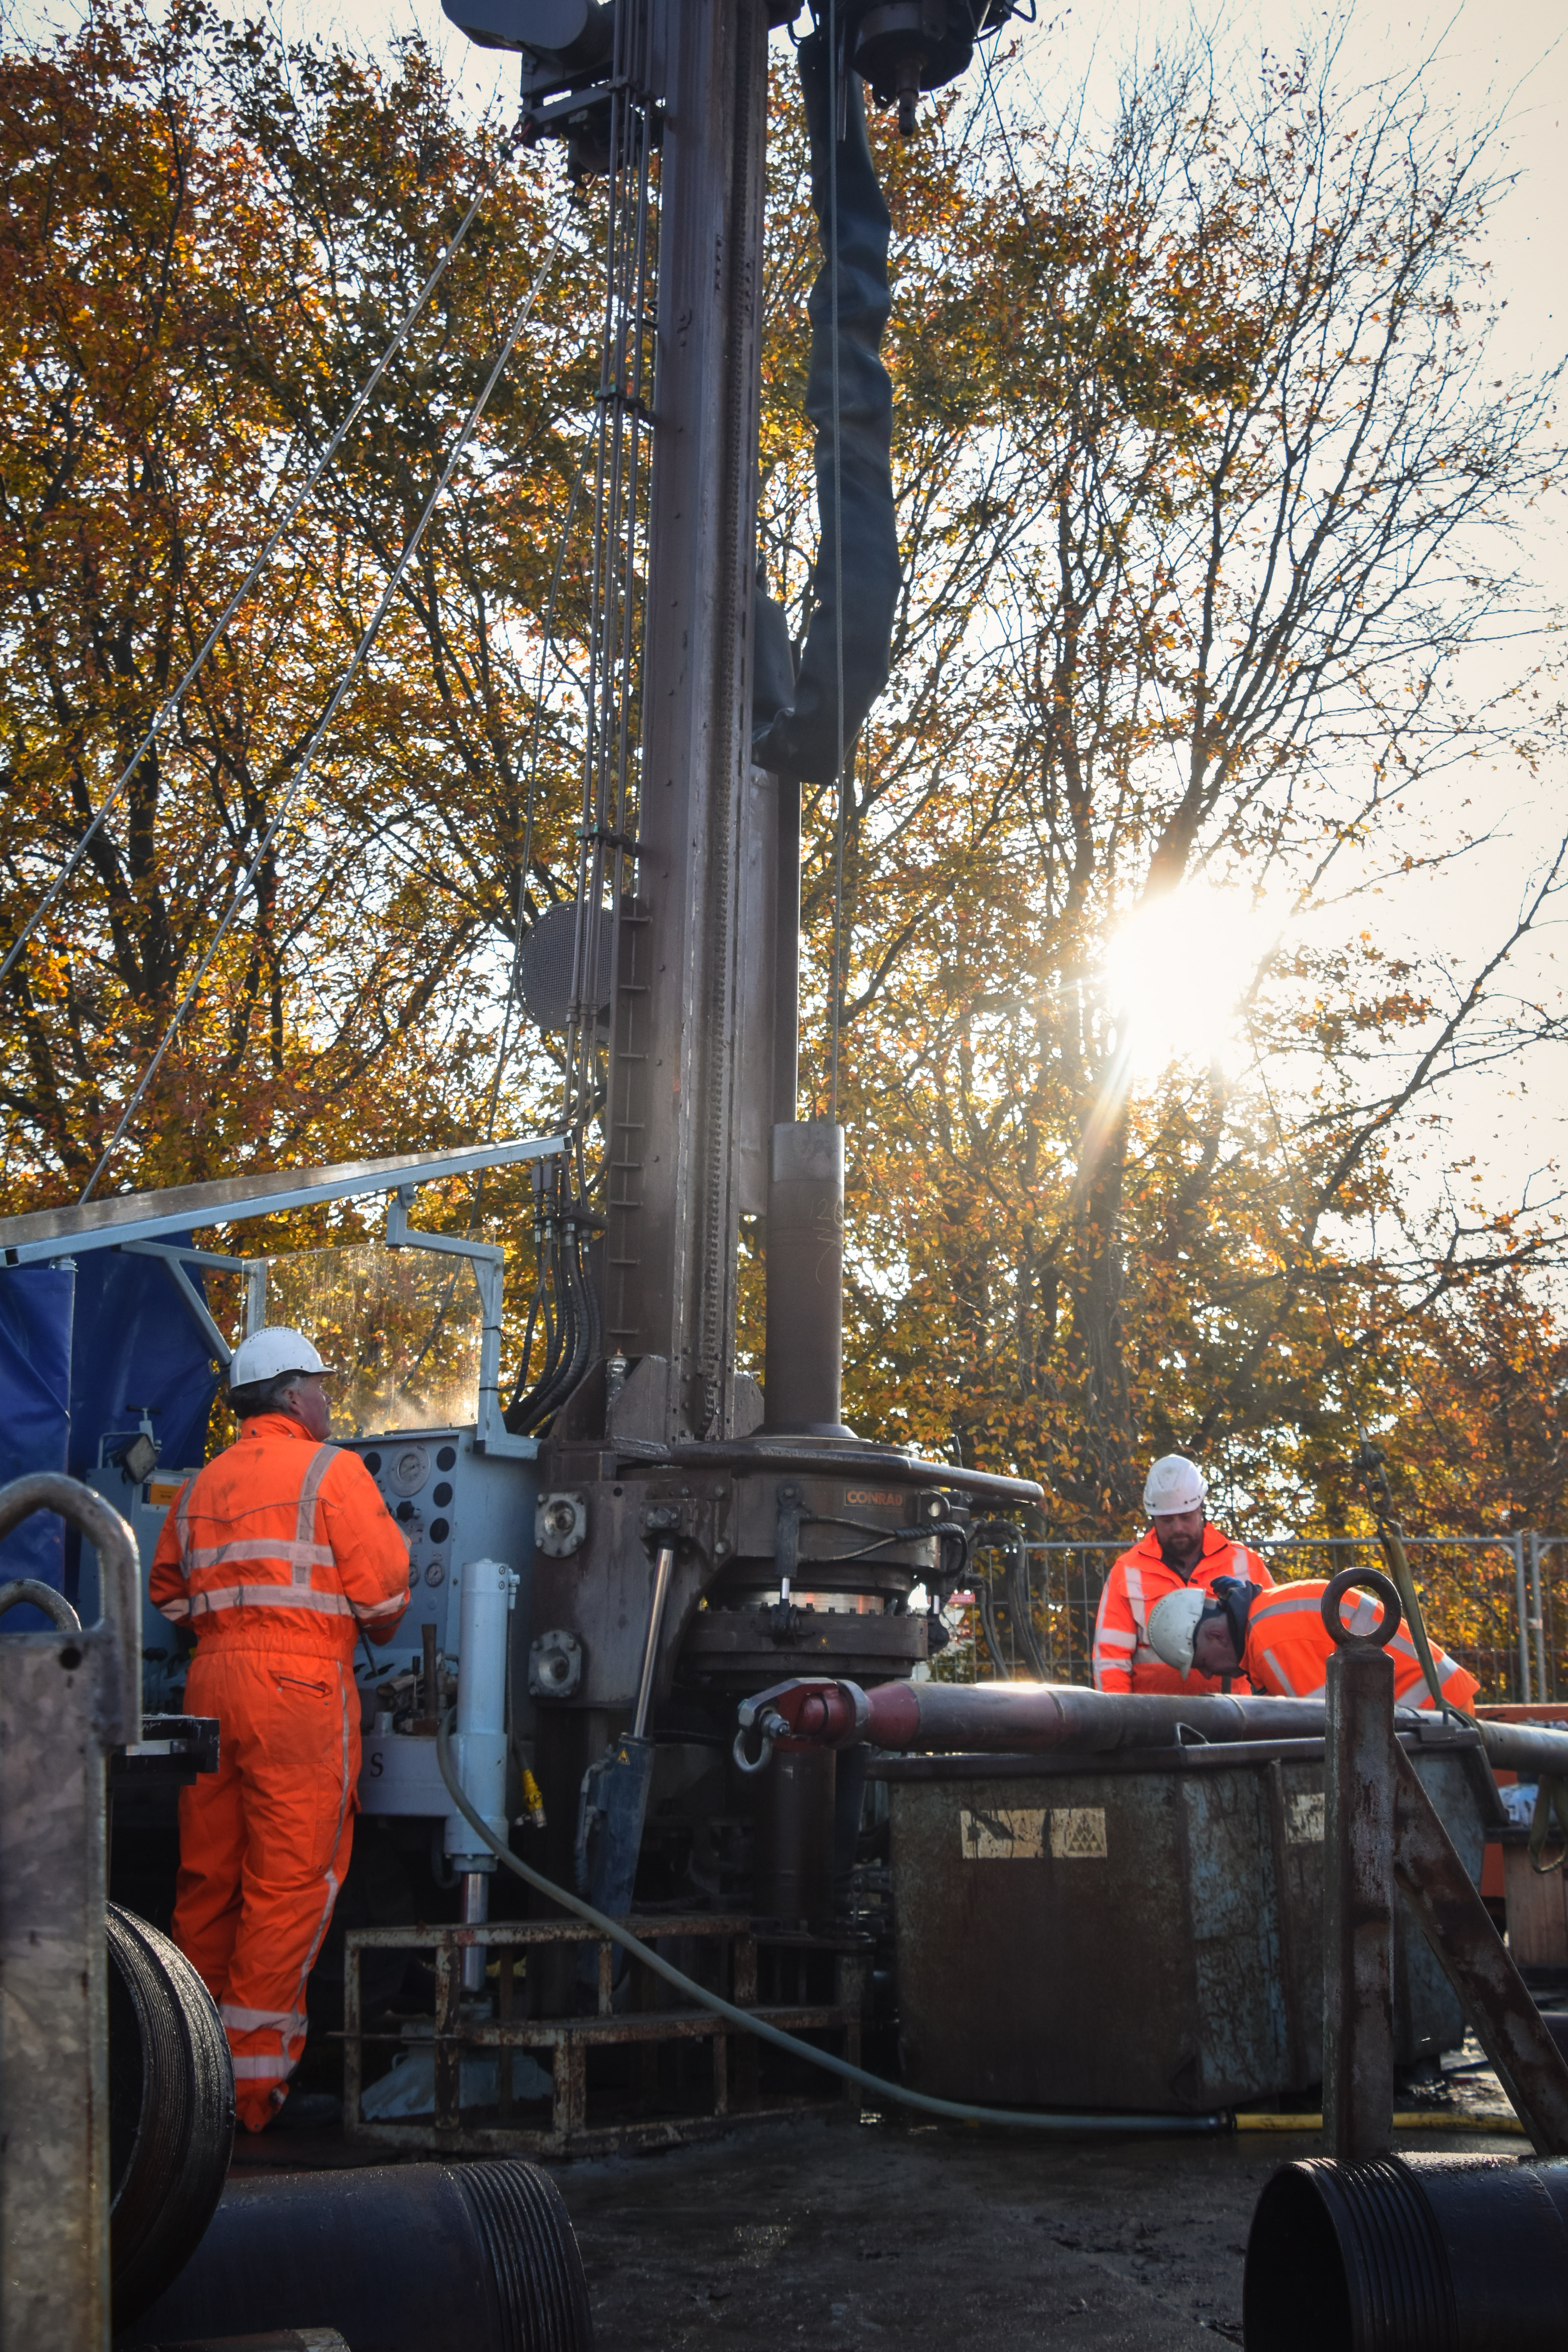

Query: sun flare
[1101,887,1280,1078]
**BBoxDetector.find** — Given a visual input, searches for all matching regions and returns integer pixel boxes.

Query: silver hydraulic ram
[445,1558,520,1994]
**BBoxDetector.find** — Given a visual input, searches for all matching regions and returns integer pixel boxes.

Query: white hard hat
[1143,1453,1208,1516]
[1147,1587,1208,1679]
[229,1325,335,1392]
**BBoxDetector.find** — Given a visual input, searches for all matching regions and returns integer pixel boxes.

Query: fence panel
[934,1533,1568,1704]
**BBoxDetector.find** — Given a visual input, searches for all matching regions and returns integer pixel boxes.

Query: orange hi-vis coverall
[1238,1578,1480,1712]
[1092,1524,1275,1696]
[149,1413,409,2131]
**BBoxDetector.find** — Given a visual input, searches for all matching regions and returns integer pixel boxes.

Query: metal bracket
[1321,1561,1568,2159]
[530,1627,584,1700]
[118,1238,267,1369]
[383,1187,534,1458]
[537,1492,588,1557]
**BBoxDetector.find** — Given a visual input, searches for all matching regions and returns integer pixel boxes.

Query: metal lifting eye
[732,1707,789,1776]
[1320,1565,1402,1649]
[732,1723,773,1776]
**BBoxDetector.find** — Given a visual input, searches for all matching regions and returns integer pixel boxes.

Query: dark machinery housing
[450,0,1043,1944]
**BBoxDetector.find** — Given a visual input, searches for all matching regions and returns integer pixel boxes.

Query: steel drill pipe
[747,1677,1359,1752]
[120,2159,593,2352]
[743,1675,1568,1778]
[1244,2152,1568,2351]
[762,1121,848,1437]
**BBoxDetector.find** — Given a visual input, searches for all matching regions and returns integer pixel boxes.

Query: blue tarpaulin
[0,1244,221,1623]
[67,1240,221,1482]
[0,1265,75,1609]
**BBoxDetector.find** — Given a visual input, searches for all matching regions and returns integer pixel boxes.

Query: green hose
[434,1712,1224,2137]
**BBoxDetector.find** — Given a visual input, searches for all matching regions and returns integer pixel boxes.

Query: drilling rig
[438,0,1041,1933]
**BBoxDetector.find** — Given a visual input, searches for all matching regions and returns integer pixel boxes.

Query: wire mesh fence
[938,1532,1568,1706]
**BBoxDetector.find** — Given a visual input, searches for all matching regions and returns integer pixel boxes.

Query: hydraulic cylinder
[763,1121,849,1436]
[446,1557,518,1992]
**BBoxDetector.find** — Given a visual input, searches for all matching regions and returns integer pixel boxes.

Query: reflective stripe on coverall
[149,1414,408,2128]
[1239,1578,1479,1712]
[1092,1525,1275,1695]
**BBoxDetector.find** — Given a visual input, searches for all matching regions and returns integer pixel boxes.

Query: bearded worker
[149,1327,409,2132]
[1090,1454,1275,1695]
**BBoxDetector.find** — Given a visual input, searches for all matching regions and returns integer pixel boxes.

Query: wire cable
[825,0,849,1126]
[78,225,569,1204]
[1,125,532,993]
[433,1708,1224,2135]
[966,5,1030,207]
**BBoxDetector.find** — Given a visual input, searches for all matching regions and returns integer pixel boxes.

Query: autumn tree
[750,38,1568,1534]
[2,4,1565,1585]
[0,0,596,1216]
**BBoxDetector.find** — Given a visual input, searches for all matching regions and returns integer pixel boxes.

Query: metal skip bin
[873,1728,1499,2113]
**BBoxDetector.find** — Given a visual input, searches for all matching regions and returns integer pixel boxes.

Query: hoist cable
[559,32,653,1176]
[825,0,849,1128]
[511,29,654,1434]
[78,224,568,1205]
[961,2,1030,208]
[1,127,530,993]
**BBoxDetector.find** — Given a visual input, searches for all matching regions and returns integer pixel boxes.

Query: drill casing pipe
[739,1675,1568,1781]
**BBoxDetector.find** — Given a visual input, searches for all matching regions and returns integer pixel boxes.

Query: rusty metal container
[874,1729,1496,2113]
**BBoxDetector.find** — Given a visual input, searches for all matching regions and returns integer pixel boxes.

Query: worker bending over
[1145,1575,1479,1711]
[1092,1454,1274,1694]
[150,1327,409,2131]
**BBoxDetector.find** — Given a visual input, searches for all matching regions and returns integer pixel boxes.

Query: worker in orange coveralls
[1091,1453,1275,1695]
[1146,1575,1480,1712]
[150,1327,409,2131]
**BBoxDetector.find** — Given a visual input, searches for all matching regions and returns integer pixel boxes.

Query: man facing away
[149,1326,409,2131]
[1091,1453,1275,1695]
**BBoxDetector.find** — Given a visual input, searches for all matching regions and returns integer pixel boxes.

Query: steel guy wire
[79,224,568,1205]
[561,50,655,1193]
[966,3,1031,209]
[3,122,535,994]
[826,0,849,1128]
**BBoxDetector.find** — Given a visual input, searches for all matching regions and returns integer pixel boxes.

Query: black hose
[974,1574,1011,1676]
[751,30,900,783]
[974,1518,1048,1681]
[508,1164,585,1434]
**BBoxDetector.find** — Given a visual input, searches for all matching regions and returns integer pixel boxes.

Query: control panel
[339,1425,537,1717]
[82,1424,538,1729]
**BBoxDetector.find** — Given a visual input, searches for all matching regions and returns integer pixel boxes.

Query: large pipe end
[1244,2152,1568,2351]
